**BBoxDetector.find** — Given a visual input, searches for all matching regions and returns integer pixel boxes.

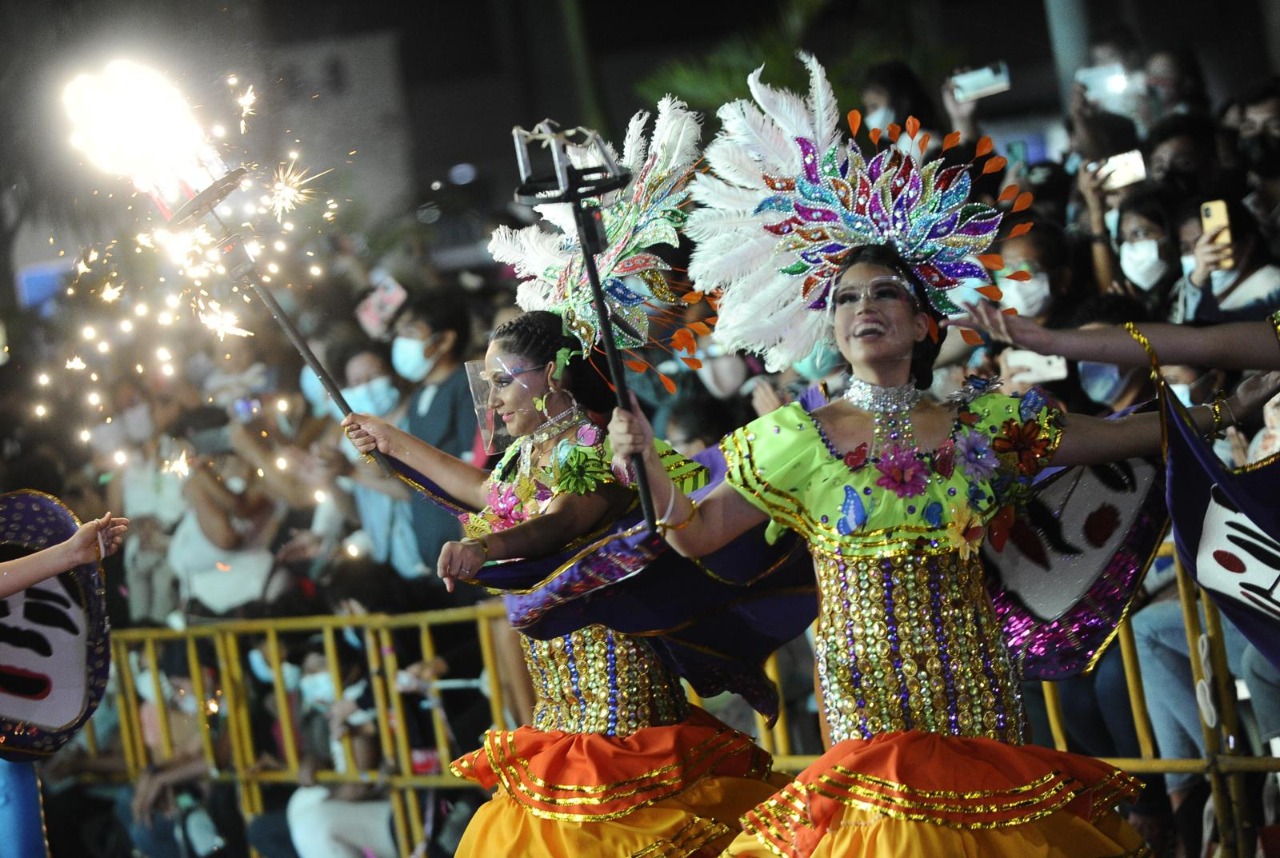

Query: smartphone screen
[1199,200,1234,270]
[951,62,1011,103]
[1098,150,1146,192]
[1004,350,1068,385]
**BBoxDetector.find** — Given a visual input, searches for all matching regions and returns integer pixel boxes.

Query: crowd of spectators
[5,22,1280,858]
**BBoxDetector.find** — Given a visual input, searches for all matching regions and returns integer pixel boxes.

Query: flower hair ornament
[489,97,706,390]
[687,53,1034,371]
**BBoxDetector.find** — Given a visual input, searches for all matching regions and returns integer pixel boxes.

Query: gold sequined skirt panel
[812,547,1024,745]
[523,625,691,737]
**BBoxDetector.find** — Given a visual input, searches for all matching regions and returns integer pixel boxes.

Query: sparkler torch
[65,59,391,475]
[511,122,656,533]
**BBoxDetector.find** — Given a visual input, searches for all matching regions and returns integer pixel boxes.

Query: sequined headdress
[688,53,1020,371]
[489,97,702,363]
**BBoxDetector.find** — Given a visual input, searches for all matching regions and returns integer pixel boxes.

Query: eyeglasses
[479,366,543,392]
[833,277,917,307]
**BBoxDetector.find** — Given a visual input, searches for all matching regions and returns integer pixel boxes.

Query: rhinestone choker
[843,377,920,413]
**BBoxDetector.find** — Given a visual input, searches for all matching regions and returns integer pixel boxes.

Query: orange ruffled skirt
[450,707,789,857]
[724,730,1150,857]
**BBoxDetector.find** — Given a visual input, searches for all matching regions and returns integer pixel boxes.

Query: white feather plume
[620,109,650,172]
[746,64,816,142]
[801,51,841,153]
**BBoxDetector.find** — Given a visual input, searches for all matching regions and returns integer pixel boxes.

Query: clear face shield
[465,357,549,454]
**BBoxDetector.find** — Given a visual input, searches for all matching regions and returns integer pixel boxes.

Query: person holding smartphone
[1172,196,1280,324]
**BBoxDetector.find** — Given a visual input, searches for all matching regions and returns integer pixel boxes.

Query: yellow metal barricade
[83,553,1280,858]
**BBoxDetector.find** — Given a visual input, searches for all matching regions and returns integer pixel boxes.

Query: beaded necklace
[518,404,587,479]
[843,376,920,457]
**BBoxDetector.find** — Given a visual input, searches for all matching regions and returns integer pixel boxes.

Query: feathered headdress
[688,53,1026,371]
[489,97,702,363]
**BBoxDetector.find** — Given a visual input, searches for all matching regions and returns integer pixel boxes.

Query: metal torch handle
[221,236,394,478]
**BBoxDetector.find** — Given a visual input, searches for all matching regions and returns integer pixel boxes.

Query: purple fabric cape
[391,448,817,722]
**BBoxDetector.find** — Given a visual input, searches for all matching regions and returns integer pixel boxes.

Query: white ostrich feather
[649,95,702,177]
[746,64,816,143]
[715,99,799,175]
[620,109,650,172]
[801,51,841,153]
[702,137,769,190]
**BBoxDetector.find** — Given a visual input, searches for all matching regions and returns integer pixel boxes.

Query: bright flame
[64,59,228,207]
[267,157,331,222]
[165,449,191,478]
[100,282,123,303]
[237,85,256,133]
[66,356,87,370]
[196,297,253,340]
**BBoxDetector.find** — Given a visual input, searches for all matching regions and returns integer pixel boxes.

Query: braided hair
[490,311,615,413]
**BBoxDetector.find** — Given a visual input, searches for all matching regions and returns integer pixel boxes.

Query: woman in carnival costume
[343,99,794,857]
[609,55,1280,856]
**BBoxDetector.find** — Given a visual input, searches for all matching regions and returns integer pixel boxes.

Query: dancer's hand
[608,393,657,462]
[1228,370,1280,423]
[341,412,394,456]
[437,538,488,593]
[65,513,129,567]
[949,301,1056,353]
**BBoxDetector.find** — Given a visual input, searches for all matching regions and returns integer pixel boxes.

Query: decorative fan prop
[985,445,1167,680]
[0,491,112,855]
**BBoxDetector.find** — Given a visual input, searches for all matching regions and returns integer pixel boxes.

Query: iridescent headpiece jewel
[489,97,702,358]
[688,53,1029,372]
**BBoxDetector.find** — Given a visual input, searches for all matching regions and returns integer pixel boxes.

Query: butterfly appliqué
[837,485,870,535]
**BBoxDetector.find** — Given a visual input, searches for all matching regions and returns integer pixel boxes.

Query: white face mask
[997,271,1052,317]
[1180,254,1196,281]
[1119,240,1169,291]
[863,106,894,132]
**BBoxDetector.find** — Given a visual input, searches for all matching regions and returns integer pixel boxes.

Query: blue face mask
[300,366,330,418]
[341,375,400,417]
[391,334,440,383]
[794,339,845,382]
[247,648,300,691]
[1078,360,1135,406]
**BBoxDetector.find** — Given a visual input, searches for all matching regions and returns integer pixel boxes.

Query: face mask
[133,668,174,705]
[997,271,1052,317]
[299,672,336,711]
[793,339,845,382]
[224,475,248,494]
[1119,240,1169,291]
[1078,361,1136,406]
[247,649,301,691]
[176,692,200,716]
[342,626,364,651]
[1241,133,1280,179]
[1102,208,1121,242]
[1180,254,1196,281]
[341,375,400,417]
[1063,151,1083,176]
[391,335,440,383]
[863,106,894,132]
[300,366,330,418]
[1167,383,1194,407]
[121,402,154,443]
[1209,266,1241,297]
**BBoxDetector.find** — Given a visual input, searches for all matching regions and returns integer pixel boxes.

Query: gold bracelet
[1122,321,1160,380]
[657,498,698,533]
[1208,396,1227,438]
[461,536,490,562]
